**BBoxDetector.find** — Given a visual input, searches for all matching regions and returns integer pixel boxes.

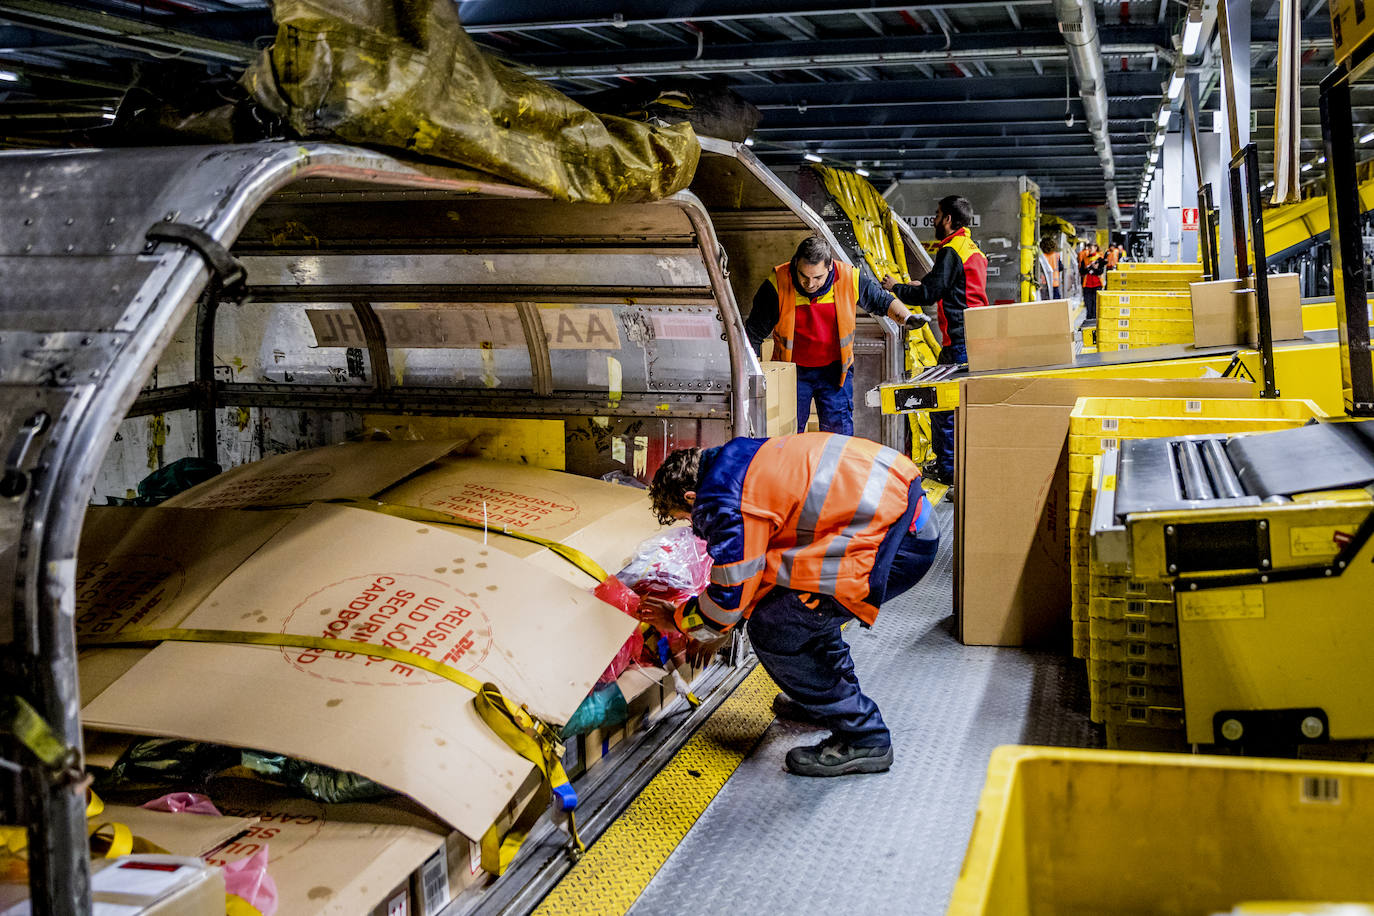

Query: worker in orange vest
[1041,237,1062,299]
[1105,242,1122,270]
[1082,248,1106,320]
[745,236,928,435]
[643,433,939,776]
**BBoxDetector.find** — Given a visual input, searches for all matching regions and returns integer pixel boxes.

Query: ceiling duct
[1055,0,1124,227]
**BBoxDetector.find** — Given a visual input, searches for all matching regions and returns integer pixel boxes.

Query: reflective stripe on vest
[710,554,767,586]
[699,589,743,628]
[771,261,859,386]
[741,433,921,625]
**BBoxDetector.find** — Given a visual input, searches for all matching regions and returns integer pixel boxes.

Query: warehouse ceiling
[0,1,1354,228]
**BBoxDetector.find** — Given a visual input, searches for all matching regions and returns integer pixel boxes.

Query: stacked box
[1105,269,1203,291]
[1095,287,1195,350]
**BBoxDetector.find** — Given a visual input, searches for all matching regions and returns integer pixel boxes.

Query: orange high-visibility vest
[700,433,921,628]
[771,261,860,386]
[1046,251,1061,288]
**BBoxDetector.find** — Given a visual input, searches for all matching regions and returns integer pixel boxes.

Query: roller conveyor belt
[1114,420,1374,518]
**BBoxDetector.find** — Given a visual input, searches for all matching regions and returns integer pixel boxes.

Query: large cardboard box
[1189,278,1243,347]
[1242,272,1304,345]
[964,299,1075,373]
[80,502,636,843]
[761,361,798,436]
[954,376,1252,647]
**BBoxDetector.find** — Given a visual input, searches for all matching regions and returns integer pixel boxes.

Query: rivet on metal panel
[1301,716,1325,739]
[64,218,73,226]
[1189,583,1198,590]
[106,218,116,225]
[1168,564,1177,573]
[1260,575,1269,583]
[1165,526,1175,535]
[1260,559,1270,568]
[1338,560,1347,568]
[80,338,92,346]
[64,245,74,253]
[1221,718,1244,741]
[22,244,31,253]
[23,218,32,226]
[1258,520,1267,530]
[1326,569,1334,576]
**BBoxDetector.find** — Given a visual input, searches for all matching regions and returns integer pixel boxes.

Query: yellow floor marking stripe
[533,664,778,916]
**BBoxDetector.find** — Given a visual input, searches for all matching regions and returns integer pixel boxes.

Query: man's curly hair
[649,448,702,525]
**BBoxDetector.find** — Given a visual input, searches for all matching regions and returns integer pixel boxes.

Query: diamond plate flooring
[626,502,1102,916]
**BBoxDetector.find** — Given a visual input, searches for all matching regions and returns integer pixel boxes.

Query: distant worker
[880,195,988,489]
[1105,241,1124,271]
[745,236,929,436]
[1040,237,1062,299]
[1082,247,1107,320]
[643,433,939,776]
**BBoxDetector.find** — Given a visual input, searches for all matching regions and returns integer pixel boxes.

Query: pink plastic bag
[224,846,279,916]
[616,527,712,605]
[139,792,221,816]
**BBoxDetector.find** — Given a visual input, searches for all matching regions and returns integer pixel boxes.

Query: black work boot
[771,693,826,726]
[784,735,894,777]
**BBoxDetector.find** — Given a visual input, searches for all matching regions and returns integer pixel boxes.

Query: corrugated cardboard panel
[164,440,465,509]
[81,504,636,840]
[378,457,660,583]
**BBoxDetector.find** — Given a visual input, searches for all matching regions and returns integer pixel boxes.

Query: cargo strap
[0,694,79,779]
[81,627,581,874]
[145,222,247,300]
[0,790,132,861]
[320,498,609,583]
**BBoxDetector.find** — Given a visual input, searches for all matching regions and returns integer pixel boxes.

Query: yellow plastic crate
[1088,616,1177,644]
[1081,325,1097,347]
[1089,638,1179,666]
[1089,576,1174,601]
[1089,657,1181,687]
[1089,679,1184,709]
[948,747,1374,915]
[1093,702,1185,729]
[1069,396,1324,440]
[1105,274,1199,291]
[1088,595,1176,623]
[1096,306,1194,323]
[1105,315,1195,333]
[1118,262,1205,271]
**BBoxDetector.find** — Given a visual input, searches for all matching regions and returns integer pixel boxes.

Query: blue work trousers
[796,361,854,435]
[931,341,967,480]
[746,526,940,748]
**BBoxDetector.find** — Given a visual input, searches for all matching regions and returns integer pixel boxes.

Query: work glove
[904,312,933,331]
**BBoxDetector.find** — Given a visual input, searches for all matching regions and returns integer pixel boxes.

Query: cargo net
[812,164,941,464]
[242,0,700,203]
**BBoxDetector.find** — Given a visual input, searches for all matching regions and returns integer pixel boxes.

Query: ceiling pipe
[1055,0,1124,227]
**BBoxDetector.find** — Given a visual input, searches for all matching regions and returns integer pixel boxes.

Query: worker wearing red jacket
[644,433,940,777]
[882,196,988,487]
[745,236,929,436]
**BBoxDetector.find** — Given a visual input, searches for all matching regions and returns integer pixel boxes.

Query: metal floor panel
[626,503,1101,916]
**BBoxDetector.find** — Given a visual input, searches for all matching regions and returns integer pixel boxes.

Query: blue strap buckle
[553,782,579,811]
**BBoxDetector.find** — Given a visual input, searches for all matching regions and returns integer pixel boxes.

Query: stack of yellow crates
[1066,396,1325,748]
[1097,263,1202,352]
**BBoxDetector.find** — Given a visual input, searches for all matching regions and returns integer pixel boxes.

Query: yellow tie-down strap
[321,498,609,583]
[80,627,581,875]
[0,789,138,865]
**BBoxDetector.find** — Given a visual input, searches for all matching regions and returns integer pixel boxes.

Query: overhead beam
[507,27,1171,79]
[730,71,1168,107]
[757,99,1157,128]
[0,0,256,64]
[458,1,1049,32]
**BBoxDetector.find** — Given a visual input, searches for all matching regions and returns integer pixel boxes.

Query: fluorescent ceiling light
[1318,155,1327,164]
[1301,162,1313,172]
[803,152,823,163]
[1182,11,1204,56]
[1167,73,1185,100]
[1157,109,1171,127]
[743,137,754,147]
[1154,132,1166,147]
[100,112,116,120]
[0,70,18,83]
[855,167,870,177]
[1362,131,1374,144]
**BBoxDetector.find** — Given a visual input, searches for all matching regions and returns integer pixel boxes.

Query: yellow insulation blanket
[813,165,941,463]
[243,0,700,203]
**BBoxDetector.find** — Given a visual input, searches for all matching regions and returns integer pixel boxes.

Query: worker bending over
[645,433,939,777]
[881,195,988,488]
[745,236,928,436]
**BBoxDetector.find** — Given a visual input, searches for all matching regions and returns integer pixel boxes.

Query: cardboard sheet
[81,504,637,840]
[75,508,299,705]
[102,804,259,858]
[163,440,465,509]
[762,361,798,436]
[378,457,661,583]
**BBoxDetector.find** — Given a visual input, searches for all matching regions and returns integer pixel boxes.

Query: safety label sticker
[1177,587,1265,621]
